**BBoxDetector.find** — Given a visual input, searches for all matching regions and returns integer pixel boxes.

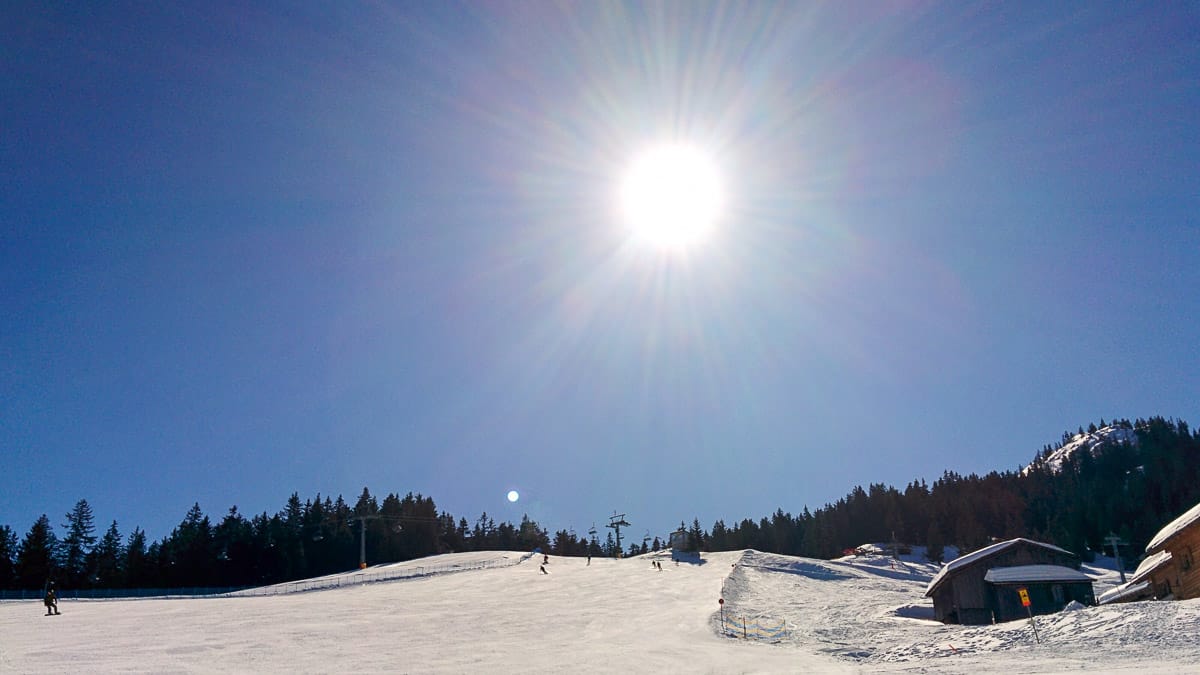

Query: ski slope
[2,549,1199,673]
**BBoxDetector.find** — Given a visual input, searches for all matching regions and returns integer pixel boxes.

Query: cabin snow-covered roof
[1096,551,1173,605]
[1098,580,1151,605]
[1146,500,1200,553]
[1129,550,1173,584]
[924,538,1074,597]
[983,564,1093,584]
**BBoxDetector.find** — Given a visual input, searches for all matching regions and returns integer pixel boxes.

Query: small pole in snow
[743,617,747,639]
[719,598,725,628]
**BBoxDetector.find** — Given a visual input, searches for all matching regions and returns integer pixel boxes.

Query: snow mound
[893,604,937,621]
[225,550,530,596]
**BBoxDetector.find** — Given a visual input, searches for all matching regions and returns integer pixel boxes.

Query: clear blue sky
[3,2,1198,544]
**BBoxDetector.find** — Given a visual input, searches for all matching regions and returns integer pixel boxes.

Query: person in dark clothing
[44,583,60,615]
[539,564,548,574]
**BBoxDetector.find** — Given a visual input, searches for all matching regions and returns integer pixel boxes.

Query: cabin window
[1051,584,1064,603]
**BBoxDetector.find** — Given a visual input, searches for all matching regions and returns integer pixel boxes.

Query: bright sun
[619,143,724,250]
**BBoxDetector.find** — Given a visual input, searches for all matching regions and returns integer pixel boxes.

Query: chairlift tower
[347,513,438,570]
[349,515,381,570]
[607,511,631,558]
[1104,531,1129,583]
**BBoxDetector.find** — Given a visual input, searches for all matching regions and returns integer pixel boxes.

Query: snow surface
[1023,425,1139,476]
[3,548,1199,673]
[1146,499,1200,552]
[925,538,1074,596]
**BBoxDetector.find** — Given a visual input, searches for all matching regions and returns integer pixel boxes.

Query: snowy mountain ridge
[1022,424,1139,476]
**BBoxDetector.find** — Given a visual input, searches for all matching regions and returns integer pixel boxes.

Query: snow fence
[716,550,794,644]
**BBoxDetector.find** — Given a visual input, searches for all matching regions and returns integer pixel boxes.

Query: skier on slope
[44,582,60,616]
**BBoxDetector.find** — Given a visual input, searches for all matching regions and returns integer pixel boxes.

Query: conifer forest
[2,416,1196,591]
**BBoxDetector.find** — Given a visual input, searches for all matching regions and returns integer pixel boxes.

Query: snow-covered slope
[2,549,1198,673]
[1023,425,1138,475]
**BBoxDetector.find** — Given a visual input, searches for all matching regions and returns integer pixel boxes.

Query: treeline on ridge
[1,416,1196,590]
[0,488,605,591]
[693,416,1199,564]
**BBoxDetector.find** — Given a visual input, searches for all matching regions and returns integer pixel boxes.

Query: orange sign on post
[1017,587,1040,643]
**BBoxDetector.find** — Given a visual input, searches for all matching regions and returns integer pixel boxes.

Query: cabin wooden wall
[1161,525,1200,600]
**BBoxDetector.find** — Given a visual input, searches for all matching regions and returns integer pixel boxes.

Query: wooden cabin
[1144,500,1200,600]
[924,538,1093,625]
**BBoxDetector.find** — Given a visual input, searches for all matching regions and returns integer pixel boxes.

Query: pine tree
[0,525,17,589]
[91,521,124,588]
[123,527,150,588]
[551,529,573,556]
[61,499,97,587]
[709,520,728,551]
[353,487,378,516]
[517,515,549,552]
[15,515,59,589]
[214,507,255,586]
[688,518,705,552]
[280,493,309,579]
[170,503,215,587]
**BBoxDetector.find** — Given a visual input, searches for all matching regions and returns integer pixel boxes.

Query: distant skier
[586,555,591,566]
[543,554,549,565]
[539,564,548,574]
[43,583,60,616]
